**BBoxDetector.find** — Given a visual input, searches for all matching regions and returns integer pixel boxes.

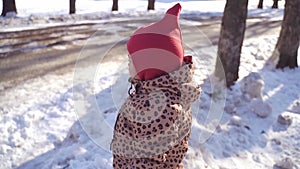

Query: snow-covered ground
[1,0,300,169]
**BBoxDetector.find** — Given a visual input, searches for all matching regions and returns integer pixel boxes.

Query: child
[110,3,201,169]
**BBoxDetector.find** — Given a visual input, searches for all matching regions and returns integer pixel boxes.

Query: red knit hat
[127,3,184,81]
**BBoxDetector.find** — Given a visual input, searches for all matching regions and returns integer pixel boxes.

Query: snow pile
[240,72,273,118]
[249,98,272,118]
[291,100,300,114]
[240,72,264,99]
[277,113,293,126]
[0,73,77,169]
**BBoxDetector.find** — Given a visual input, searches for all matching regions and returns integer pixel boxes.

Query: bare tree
[215,0,248,87]
[258,0,280,9]
[272,0,279,8]
[1,0,17,16]
[274,0,300,68]
[258,0,263,9]
[148,0,155,10]
[70,0,76,14]
[112,0,118,11]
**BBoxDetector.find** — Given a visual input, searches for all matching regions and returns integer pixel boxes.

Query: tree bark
[69,0,76,14]
[1,0,17,17]
[148,0,155,10]
[272,0,279,8]
[275,0,300,69]
[112,0,118,11]
[215,0,248,87]
[258,0,263,9]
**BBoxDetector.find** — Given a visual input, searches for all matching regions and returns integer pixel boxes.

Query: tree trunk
[112,0,118,11]
[215,0,248,87]
[148,0,155,10]
[275,0,300,69]
[1,0,17,17]
[272,0,279,8]
[69,0,76,14]
[258,0,263,9]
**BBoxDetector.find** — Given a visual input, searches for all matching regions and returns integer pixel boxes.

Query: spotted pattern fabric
[111,61,201,168]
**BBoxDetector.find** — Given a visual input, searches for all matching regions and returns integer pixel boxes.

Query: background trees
[272,0,279,8]
[1,0,156,15]
[112,0,118,11]
[1,0,17,16]
[217,0,299,87]
[70,0,76,14]
[274,0,300,68]
[257,0,279,9]
[258,0,264,9]
[148,0,155,10]
[215,0,248,87]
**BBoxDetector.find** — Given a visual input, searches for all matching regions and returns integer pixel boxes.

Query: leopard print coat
[111,60,201,162]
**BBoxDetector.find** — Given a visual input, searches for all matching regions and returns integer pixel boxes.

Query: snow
[1,0,300,169]
[249,98,272,118]
[240,72,264,99]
